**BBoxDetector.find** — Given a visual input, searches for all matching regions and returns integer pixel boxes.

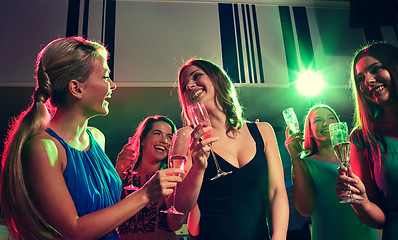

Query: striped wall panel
[219,3,266,84]
[219,3,316,86]
[4,1,395,87]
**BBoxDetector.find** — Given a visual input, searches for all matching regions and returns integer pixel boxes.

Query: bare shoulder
[25,132,58,155]
[23,131,66,170]
[88,126,105,148]
[251,122,279,152]
[253,122,275,136]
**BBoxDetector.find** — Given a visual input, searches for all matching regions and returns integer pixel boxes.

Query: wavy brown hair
[177,59,244,132]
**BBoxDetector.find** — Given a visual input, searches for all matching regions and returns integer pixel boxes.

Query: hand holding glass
[187,102,232,180]
[329,122,363,203]
[282,107,311,158]
[123,137,140,191]
[160,132,189,215]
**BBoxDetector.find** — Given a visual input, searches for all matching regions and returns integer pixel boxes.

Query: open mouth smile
[191,90,204,101]
[370,85,385,95]
[154,145,168,152]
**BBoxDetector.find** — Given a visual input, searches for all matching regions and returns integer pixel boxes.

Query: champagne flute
[282,107,311,158]
[160,131,189,215]
[187,102,232,180]
[123,137,140,191]
[329,122,363,203]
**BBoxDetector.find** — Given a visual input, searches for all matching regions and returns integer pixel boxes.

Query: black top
[196,123,270,240]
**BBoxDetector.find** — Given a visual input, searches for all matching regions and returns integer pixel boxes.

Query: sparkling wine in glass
[123,137,140,191]
[329,122,363,203]
[187,102,232,180]
[282,107,311,158]
[160,132,189,215]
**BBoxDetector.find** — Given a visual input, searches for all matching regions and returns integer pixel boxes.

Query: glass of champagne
[160,131,189,215]
[282,107,311,158]
[123,137,140,191]
[187,102,232,180]
[329,122,363,203]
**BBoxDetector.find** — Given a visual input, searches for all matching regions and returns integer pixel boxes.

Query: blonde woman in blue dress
[285,104,379,240]
[0,37,183,240]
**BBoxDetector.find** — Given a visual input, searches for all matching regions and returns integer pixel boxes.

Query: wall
[1,0,397,235]
[2,0,388,157]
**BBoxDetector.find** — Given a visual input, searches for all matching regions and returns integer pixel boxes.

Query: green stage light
[296,71,325,97]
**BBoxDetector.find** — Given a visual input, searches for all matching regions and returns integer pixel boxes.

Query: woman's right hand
[140,168,185,203]
[117,142,137,162]
[336,166,367,203]
[189,123,218,170]
[115,143,137,178]
[284,127,304,159]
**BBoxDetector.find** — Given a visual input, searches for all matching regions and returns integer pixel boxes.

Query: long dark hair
[350,42,398,169]
[131,115,176,171]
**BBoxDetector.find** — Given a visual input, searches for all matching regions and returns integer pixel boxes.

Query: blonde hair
[0,36,108,239]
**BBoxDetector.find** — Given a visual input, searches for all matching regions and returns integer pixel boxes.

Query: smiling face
[355,56,392,105]
[141,121,173,162]
[177,59,244,130]
[179,65,216,105]
[82,57,116,117]
[308,108,339,142]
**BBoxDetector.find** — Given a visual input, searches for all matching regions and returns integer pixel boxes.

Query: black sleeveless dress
[196,123,270,240]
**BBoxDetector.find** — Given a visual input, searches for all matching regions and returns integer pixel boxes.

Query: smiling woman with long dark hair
[336,42,398,240]
[116,115,179,240]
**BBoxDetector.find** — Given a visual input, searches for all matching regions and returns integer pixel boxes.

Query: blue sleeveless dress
[196,123,270,240]
[46,128,122,240]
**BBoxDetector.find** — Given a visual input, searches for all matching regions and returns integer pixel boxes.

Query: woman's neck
[380,99,398,124]
[374,101,398,138]
[203,99,225,127]
[207,105,227,129]
[313,140,339,164]
[49,108,89,142]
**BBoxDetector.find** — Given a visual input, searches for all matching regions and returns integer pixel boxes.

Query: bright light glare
[296,71,325,97]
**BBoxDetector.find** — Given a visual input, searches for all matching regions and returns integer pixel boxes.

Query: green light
[41,139,59,167]
[296,71,325,97]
